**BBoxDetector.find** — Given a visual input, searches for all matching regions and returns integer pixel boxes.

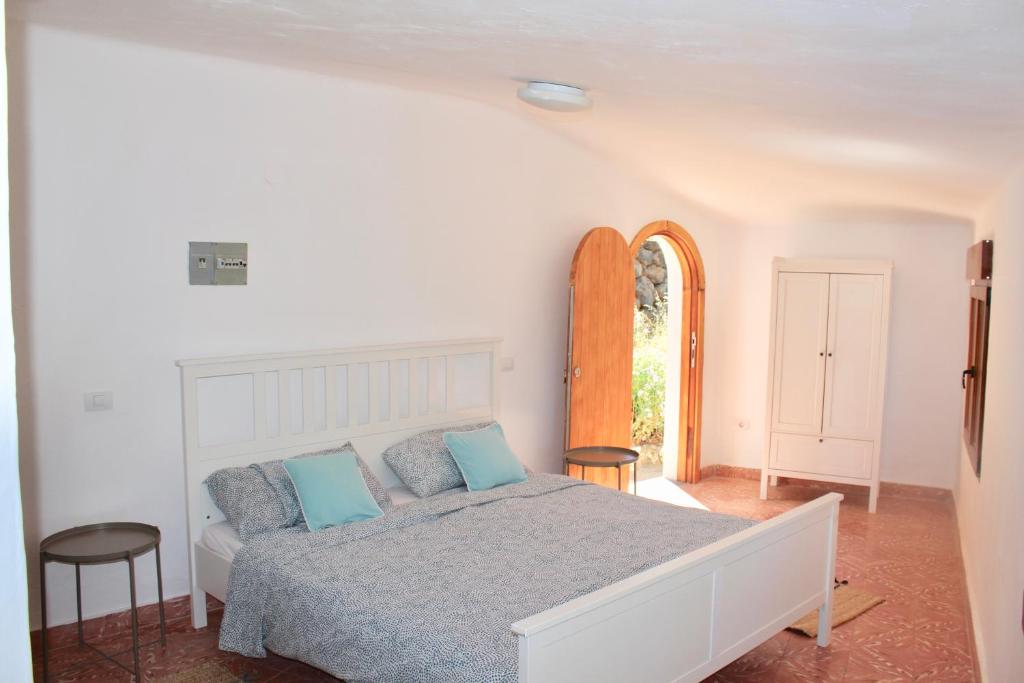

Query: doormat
[788,584,884,638]
[156,661,242,683]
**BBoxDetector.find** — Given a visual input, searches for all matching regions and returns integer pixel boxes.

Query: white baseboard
[953,501,988,682]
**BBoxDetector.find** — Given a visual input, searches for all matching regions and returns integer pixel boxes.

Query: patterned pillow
[382,421,495,498]
[256,444,392,527]
[203,466,289,541]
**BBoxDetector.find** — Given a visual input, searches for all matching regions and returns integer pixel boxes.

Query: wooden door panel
[962,239,993,477]
[771,272,829,434]
[963,285,990,475]
[567,227,634,489]
[822,274,884,438]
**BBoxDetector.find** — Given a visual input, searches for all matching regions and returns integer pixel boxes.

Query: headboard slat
[408,358,421,419]
[253,371,267,441]
[301,367,315,434]
[445,354,457,413]
[368,363,381,425]
[278,369,291,437]
[324,366,338,431]
[388,360,402,423]
[347,365,360,429]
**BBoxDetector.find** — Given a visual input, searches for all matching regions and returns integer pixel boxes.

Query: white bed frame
[178,339,842,683]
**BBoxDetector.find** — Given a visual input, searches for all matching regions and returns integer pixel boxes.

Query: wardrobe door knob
[818,438,824,443]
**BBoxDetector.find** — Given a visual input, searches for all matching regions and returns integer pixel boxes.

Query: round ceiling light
[516,81,592,112]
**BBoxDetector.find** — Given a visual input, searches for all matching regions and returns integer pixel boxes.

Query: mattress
[199,484,431,561]
[200,521,243,560]
[385,484,419,507]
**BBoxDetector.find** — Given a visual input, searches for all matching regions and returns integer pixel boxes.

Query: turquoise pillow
[442,423,528,491]
[283,452,383,531]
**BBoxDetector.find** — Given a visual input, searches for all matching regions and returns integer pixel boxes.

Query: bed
[178,339,841,682]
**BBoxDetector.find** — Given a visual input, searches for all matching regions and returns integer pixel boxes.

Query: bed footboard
[512,492,841,683]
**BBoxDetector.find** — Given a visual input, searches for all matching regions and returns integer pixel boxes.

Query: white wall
[9,25,743,629]
[0,1,35,678]
[954,167,1024,681]
[714,211,972,489]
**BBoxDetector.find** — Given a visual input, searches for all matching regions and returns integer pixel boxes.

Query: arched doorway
[630,221,705,483]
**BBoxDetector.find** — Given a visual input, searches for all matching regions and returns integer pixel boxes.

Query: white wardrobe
[760,258,892,512]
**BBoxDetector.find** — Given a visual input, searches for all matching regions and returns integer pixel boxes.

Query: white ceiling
[11,0,1024,222]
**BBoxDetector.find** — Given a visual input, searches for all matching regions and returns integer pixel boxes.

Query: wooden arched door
[565,221,705,487]
[564,227,634,489]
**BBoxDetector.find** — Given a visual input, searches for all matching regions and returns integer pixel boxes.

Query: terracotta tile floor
[33,477,977,682]
[691,477,978,683]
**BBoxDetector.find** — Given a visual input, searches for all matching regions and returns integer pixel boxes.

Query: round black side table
[564,446,640,494]
[39,522,166,682]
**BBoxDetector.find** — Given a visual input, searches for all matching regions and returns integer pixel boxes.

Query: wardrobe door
[771,272,830,434]
[822,274,884,438]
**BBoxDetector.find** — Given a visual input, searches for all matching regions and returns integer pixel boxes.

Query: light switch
[84,391,113,412]
[500,357,515,372]
[189,242,247,285]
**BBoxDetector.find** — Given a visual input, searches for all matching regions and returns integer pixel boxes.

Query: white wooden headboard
[176,338,501,612]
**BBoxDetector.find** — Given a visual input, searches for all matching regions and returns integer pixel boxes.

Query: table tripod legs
[128,554,140,680]
[75,563,84,646]
[40,556,48,682]
[156,544,167,646]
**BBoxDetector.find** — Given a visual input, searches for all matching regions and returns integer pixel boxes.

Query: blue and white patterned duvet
[219,473,753,682]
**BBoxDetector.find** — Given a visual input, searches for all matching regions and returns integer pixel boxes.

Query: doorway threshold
[635,477,709,511]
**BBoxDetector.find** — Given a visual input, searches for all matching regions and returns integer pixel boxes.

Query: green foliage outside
[632,301,667,446]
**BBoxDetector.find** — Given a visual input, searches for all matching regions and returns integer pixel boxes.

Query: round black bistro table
[563,445,640,494]
[39,522,166,682]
